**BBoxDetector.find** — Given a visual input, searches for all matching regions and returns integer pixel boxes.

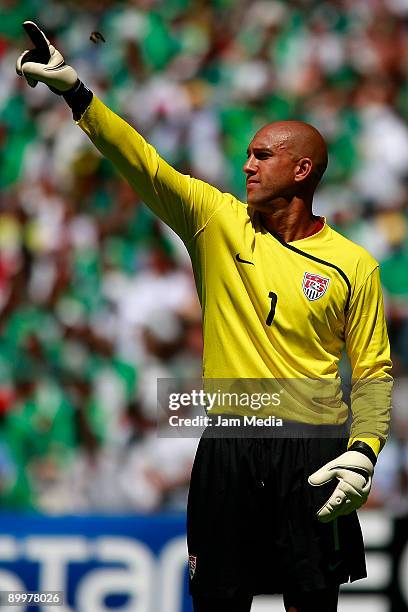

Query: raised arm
[16,21,228,244]
[75,96,227,243]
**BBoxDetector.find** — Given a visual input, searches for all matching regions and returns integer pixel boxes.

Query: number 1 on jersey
[266,291,278,326]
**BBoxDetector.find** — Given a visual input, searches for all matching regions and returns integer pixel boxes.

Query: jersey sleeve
[345,266,393,456]
[76,95,227,244]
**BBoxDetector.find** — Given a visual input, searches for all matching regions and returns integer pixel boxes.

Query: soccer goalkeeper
[16,22,393,612]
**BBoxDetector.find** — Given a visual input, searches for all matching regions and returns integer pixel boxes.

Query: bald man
[17,24,392,612]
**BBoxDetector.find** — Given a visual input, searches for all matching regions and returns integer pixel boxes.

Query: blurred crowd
[0,0,408,514]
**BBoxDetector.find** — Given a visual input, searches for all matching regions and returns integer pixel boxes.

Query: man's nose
[243,155,257,175]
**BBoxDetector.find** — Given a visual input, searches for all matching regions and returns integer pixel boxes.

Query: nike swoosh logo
[235,253,254,265]
[328,560,342,571]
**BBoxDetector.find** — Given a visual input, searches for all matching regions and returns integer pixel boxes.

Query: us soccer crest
[302,272,330,301]
[188,554,197,579]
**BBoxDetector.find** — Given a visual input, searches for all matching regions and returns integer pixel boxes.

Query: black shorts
[187,425,367,598]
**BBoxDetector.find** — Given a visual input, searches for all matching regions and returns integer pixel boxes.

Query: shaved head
[255,121,328,184]
[244,120,328,211]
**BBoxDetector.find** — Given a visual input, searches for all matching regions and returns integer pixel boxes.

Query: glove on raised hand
[16,21,78,93]
[308,447,375,523]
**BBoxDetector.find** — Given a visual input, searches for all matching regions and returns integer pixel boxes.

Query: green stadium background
[0,0,407,610]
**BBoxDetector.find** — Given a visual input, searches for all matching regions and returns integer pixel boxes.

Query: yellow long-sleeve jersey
[78,96,392,456]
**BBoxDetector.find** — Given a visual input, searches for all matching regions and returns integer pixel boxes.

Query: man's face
[243,128,299,210]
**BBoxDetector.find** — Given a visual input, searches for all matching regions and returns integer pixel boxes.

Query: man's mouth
[246,179,259,190]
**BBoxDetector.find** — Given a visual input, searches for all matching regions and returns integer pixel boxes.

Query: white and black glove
[308,442,376,523]
[16,21,78,93]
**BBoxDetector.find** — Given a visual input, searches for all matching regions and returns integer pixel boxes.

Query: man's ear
[294,157,313,182]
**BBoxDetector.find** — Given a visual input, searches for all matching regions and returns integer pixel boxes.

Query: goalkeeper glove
[16,21,78,93]
[308,444,376,523]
